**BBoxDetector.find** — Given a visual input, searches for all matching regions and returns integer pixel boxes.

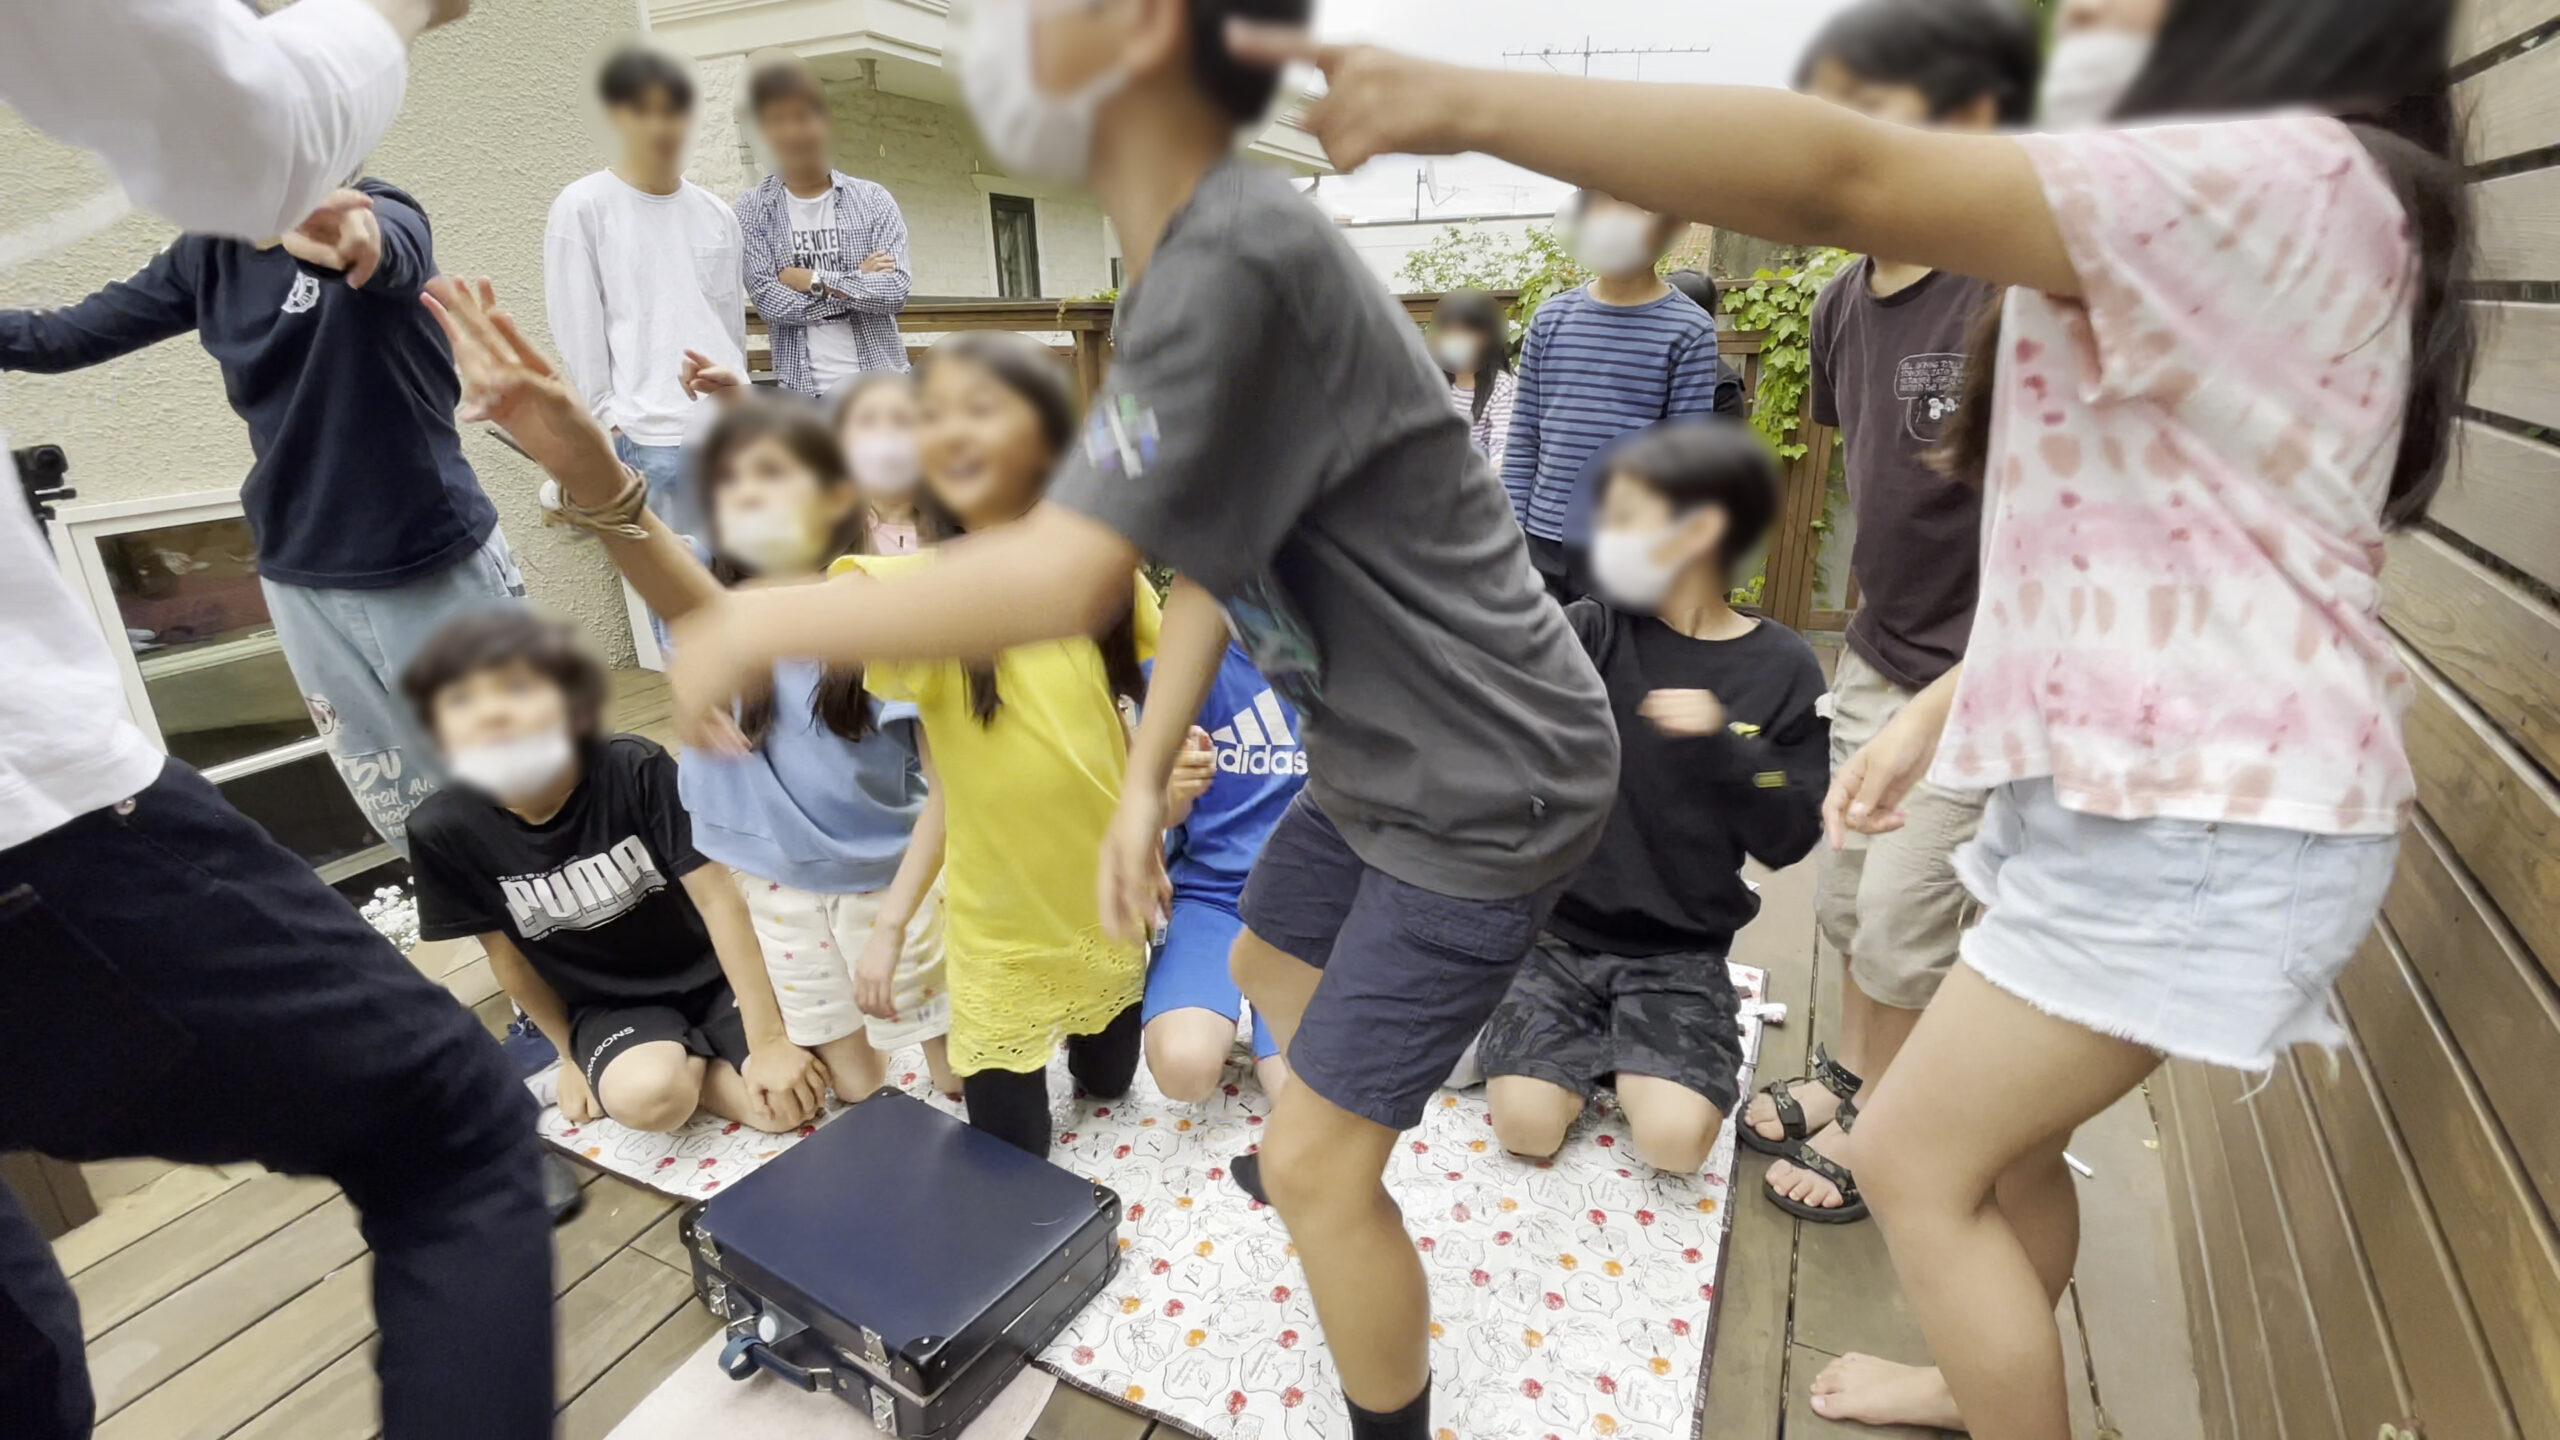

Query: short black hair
[1666,269,1719,315]
[747,55,827,119]
[1795,0,2042,127]
[597,45,696,113]
[1607,421,1780,570]
[401,608,611,743]
[1191,0,1313,125]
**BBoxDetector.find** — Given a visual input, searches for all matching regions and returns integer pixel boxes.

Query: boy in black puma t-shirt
[1480,421,1829,1174]
[402,609,823,1136]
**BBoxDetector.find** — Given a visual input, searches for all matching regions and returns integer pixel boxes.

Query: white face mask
[717,505,829,575]
[447,727,575,803]
[1573,208,1660,277]
[1588,523,1690,613]
[849,433,921,498]
[1432,333,1480,375]
[2039,30,2154,132]
[955,0,1126,186]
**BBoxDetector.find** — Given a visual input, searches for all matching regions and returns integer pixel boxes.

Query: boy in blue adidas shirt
[1143,644,1305,1101]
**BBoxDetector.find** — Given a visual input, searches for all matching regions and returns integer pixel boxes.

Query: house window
[990,194,1041,299]
[49,491,394,883]
[1110,257,1125,291]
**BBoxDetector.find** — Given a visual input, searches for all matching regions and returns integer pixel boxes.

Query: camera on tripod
[14,444,75,524]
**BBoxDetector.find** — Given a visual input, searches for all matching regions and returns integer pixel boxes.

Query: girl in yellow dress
[834,332,1158,1157]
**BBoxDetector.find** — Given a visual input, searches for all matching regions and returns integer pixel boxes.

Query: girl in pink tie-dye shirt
[1243,0,2473,1432]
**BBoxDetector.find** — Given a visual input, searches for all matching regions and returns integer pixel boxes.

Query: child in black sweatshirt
[1482,420,1829,1174]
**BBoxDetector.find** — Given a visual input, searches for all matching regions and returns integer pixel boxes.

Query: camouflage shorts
[1478,935,1745,1116]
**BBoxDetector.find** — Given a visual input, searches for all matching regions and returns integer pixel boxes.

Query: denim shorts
[1956,779,2399,1071]
[1238,793,1556,1129]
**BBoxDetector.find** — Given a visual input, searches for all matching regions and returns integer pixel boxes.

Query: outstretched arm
[0,248,197,374]
[0,0,456,241]
[422,277,726,623]
[664,506,1140,751]
[1232,27,2079,299]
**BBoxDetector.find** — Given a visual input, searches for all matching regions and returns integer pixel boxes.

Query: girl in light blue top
[581,378,956,1100]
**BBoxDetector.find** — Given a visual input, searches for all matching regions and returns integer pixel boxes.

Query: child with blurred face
[402,608,825,1139]
[833,371,926,553]
[1745,0,2038,1263]
[1502,188,1724,602]
[1482,421,1826,1182]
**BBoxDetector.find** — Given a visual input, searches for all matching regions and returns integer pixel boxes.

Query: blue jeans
[615,433,696,544]
[0,761,554,1440]
[261,528,525,850]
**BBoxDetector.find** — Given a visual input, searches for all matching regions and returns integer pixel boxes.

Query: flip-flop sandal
[1765,1098,1870,1224]
[1740,1043,1863,1156]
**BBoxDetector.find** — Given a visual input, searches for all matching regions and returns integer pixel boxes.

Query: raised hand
[421,275,594,465]
[678,348,747,403]
[666,595,778,756]
[1224,21,1471,172]
[281,189,383,287]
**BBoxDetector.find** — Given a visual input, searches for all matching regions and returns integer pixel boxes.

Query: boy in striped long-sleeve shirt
[1502,192,1723,599]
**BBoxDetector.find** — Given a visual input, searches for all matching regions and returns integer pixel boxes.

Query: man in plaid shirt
[735,56,912,396]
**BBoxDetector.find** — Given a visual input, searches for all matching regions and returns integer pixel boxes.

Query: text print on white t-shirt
[500,835,668,939]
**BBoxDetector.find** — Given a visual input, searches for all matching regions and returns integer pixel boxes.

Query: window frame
[989,192,1042,299]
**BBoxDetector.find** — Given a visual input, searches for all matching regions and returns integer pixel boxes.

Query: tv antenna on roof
[1500,38,1712,78]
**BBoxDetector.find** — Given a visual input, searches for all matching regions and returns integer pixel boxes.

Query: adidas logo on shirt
[1210,688,1309,777]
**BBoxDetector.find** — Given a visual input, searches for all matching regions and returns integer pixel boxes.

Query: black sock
[1229,1151,1268,1204]
[1346,1381,1430,1440]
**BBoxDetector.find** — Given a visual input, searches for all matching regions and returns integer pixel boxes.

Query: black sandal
[1764,1098,1869,1224]
[1740,1043,1863,1156]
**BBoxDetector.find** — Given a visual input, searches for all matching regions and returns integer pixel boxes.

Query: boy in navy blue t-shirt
[1142,644,1305,1101]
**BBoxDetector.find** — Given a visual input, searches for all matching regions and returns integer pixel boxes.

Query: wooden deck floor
[49,668,2200,1438]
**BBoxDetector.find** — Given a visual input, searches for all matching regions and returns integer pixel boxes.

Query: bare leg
[1614,1074,1725,1175]
[1486,1075,1583,1159]
[1254,1052,1293,1099]
[815,1031,887,1104]
[593,1042,709,1135]
[1146,1008,1241,1103]
[1810,1137,2081,1430]
[921,1034,961,1098]
[1257,1081,1427,1412]
[1230,927,1323,1057]
[1827,965,2156,1440]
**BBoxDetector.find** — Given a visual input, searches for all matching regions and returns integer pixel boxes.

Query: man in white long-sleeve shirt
[543,45,746,542]
[0,5,555,1438]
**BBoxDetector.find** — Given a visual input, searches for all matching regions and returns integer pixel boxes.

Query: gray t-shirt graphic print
[1050,156,1618,901]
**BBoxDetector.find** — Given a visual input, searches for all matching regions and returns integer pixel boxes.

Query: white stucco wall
[0,0,650,665]
[818,82,1113,298]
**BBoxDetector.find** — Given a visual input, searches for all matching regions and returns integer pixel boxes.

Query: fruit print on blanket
[1042,962,1768,1440]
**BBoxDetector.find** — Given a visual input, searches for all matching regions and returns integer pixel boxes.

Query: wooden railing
[750,288,1833,628]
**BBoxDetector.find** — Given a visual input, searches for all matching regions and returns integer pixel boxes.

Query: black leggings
[962,1003,1144,1158]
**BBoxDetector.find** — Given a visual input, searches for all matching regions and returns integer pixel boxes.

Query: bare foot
[1746,1075,1847,1145]
[1809,1354,1964,1431]
[1767,1120,1857,1209]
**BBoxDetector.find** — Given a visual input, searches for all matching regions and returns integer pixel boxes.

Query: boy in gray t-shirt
[646,3,1618,1437]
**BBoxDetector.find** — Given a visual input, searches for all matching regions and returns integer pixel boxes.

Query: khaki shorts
[1814,647,1988,1010]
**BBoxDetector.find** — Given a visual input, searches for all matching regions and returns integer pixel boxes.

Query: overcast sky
[1299,0,1858,222]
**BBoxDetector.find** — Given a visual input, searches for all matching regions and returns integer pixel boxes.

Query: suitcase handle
[718,1333,832,1392]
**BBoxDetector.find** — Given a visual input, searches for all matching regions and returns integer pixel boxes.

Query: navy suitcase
[679,1088,1121,1437]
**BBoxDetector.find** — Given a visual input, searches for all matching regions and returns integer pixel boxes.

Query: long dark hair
[697,398,879,745]
[915,332,1146,725]
[1432,288,1513,425]
[1941,0,2471,530]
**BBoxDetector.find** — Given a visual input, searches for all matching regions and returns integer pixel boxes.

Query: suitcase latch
[857,1326,888,1365]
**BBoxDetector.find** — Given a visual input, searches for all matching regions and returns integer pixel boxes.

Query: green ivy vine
[1728,248,1852,460]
